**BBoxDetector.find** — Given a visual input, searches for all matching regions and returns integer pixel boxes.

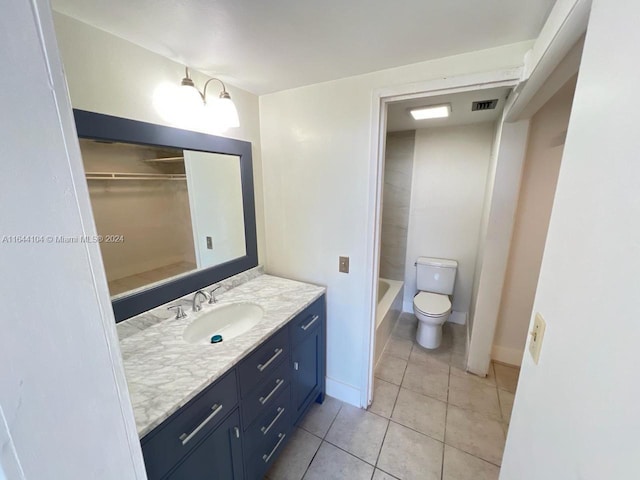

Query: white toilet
[413,257,458,349]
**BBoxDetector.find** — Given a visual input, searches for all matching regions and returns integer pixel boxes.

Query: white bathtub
[374,278,404,366]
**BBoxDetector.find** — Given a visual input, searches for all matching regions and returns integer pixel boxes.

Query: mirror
[74,110,257,322]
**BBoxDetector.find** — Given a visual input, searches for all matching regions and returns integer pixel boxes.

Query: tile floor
[265,313,521,480]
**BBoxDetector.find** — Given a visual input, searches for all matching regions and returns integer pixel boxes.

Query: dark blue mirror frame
[73,109,258,323]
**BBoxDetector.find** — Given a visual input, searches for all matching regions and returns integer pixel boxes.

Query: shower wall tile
[380,131,415,281]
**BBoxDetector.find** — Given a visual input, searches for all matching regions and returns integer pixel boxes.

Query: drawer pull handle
[234,426,240,439]
[262,432,286,463]
[259,378,284,405]
[179,403,223,445]
[301,315,319,331]
[257,348,283,372]
[261,407,285,435]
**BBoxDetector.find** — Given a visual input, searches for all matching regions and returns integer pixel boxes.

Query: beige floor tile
[372,469,399,479]
[298,396,342,438]
[442,445,500,480]
[448,374,501,420]
[266,428,321,480]
[302,442,374,480]
[450,363,496,386]
[384,336,413,360]
[449,351,467,370]
[493,363,520,393]
[377,422,443,480]
[445,405,505,466]
[325,404,388,464]
[409,343,452,369]
[369,379,400,418]
[498,388,515,424]
[375,353,407,386]
[402,361,449,402]
[391,313,418,341]
[391,388,447,441]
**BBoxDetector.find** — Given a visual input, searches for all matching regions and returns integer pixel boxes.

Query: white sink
[182,302,264,344]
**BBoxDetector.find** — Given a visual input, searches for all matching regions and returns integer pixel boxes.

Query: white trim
[326,376,361,407]
[506,0,591,121]
[361,69,523,409]
[491,345,524,367]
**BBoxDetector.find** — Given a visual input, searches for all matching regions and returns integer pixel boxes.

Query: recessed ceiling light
[409,104,451,120]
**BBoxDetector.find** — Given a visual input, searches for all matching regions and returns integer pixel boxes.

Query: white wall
[501,0,640,477]
[467,119,530,375]
[259,41,531,404]
[492,77,576,366]
[403,124,494,320]
[52,12,266,265]
[0,1,144,478]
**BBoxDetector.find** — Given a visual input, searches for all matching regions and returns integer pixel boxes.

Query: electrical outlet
[206,236,213,250]
[339,256,349,273]
[529,313,546,364]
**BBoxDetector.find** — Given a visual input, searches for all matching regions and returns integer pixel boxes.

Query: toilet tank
[416,257,458,295]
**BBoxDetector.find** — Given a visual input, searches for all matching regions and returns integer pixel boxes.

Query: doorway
[362,70,522,409]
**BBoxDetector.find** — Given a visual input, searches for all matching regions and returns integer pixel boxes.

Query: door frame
[360,68,523,407]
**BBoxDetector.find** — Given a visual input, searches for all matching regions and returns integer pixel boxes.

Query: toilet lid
[414,292,451,316]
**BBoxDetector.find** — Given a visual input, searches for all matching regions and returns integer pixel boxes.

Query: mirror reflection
[79,139,246,297]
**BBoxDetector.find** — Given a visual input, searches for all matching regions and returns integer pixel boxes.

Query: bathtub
[374,278,404,366]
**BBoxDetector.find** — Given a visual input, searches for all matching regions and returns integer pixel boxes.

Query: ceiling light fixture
[409,104,451,120]
[179,67,240,130]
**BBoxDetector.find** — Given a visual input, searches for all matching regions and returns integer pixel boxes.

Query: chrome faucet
[192,290,210,312]
[167,305,187,319]
[209,285,223,304]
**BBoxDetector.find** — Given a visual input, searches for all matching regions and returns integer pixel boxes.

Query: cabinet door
[165,410,243,480]
[291,326,320,421]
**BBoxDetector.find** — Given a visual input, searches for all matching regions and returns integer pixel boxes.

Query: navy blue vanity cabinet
[291,295,326,425]
[141,370,239,479]
[141,294,326,480]
[237,327,293,479]
[165,410,244,480]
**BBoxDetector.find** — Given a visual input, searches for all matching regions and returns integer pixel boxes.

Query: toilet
[413,257,458,349]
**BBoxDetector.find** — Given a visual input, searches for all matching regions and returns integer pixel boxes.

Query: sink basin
[183,302,264,344]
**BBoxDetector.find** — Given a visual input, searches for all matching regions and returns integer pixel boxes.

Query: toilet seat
[413,292,451,317]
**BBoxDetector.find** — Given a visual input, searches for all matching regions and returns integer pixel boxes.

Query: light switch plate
[339,256,350,273]
[529,313,546,364]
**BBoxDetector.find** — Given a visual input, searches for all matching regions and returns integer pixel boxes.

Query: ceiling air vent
[471,99,499,111]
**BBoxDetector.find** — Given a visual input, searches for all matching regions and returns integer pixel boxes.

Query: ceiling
[386,87,511,132]
[52,0,555,95]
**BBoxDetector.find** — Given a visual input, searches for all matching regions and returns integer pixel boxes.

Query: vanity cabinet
[291,296,326,424]
[165,410,244,480]
[141,294,326,480]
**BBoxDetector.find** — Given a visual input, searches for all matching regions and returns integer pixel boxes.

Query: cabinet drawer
[238,327,289,396]
[245,423,292,480]
[291,297,324,344]
[142,370,238,480]
[242,360,290,428]
[244,384,291,456]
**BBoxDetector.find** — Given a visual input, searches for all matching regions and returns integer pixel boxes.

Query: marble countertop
[118,274,325,437]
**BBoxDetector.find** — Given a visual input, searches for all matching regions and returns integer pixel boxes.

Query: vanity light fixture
[409,104,451,120]
[179,67,240,129]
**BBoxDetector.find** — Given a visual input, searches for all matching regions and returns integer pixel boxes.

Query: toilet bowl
[413,291,451,349]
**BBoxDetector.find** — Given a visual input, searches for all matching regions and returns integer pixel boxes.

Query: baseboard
[402,300,413,313]
[491,345,524,367]
[325,376,361,407]
[448,311,467,325]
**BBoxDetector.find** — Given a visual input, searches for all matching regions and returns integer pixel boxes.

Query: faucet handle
[168,305,187,319]
[209,285,223,304]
